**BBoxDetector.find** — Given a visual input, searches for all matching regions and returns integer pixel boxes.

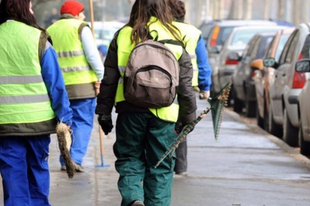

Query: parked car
[201,20,277,95]
[215,26,282,98]
[253,28,294,131]
[232,31,281,117]
[90,21,124,47]
[263,23,310,147]
[295,59,310,155]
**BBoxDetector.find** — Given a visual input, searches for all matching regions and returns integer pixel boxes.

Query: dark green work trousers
[114,112,176,206]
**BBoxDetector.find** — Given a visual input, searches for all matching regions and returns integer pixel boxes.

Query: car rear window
[216,26,234,46]
[230,29,264,46]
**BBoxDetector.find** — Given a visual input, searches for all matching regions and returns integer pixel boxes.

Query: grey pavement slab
[1,96,310,206]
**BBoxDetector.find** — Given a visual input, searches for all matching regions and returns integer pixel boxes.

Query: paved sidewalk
[1,97,310,206]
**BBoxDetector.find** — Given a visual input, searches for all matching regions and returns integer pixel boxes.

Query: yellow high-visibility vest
[47,18,98,99]
[115,17,184,122]
[0,21,56,136]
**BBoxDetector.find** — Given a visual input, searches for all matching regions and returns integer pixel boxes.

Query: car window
[250,37,262,59]
[230,29,265,47]
[258,36,274,59]
[241,36,256,63]
[300,34,310,59]
[200,23,214,39]
[266,36,276,58]
[279,30,298,64]
[217,26,235,45]
[284,30,299,63]
[274,34,290,62]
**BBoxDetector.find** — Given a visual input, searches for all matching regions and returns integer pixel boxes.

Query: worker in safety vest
[170,0,213,177]
[47,0,104,172]
[95,0,197,205]
[0,0,72,205]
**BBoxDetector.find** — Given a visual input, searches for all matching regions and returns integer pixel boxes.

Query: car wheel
[245,94,256,117]
[299,121,310,156]
[283,109,299,147]
[233,89,243,113]
[256,102,264,129]
[268,101,282,137]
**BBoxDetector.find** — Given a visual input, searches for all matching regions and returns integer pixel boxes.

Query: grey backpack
[124,39,182,108]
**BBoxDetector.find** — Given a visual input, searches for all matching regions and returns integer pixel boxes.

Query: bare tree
[277,0,285,21]
[263,0,270,20]
[243,0,252,20]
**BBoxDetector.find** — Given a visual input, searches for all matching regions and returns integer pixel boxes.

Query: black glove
[98,114,113,135]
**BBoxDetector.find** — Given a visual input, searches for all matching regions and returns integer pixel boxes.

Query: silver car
[295,59,310,156]
[264,23,310,147]
[205,20,277,95]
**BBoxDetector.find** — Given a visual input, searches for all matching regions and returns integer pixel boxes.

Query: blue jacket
[41,42,72,126]
[196,36,212,91]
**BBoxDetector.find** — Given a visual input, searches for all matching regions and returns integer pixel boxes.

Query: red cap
[60,0,84,16]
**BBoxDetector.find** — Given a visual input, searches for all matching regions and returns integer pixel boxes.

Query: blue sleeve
[41,44,73,126]
[196,36,212,91]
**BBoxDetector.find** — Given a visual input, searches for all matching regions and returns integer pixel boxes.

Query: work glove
[98,114,113,135]
[199,90,210,100]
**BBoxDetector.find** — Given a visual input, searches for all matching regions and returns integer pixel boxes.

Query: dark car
[232,32,277,117]
[253,28,294,131]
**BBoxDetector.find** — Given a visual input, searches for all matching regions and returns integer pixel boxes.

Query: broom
[154,82,232,168]
[56,122,75,178]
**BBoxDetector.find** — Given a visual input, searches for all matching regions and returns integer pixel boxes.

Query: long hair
[126,0,182,44]
[0,0,43,31]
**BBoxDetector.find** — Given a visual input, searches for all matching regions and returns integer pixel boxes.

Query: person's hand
[98,114,113,135]
[94,81,101,95]
[199,90,210,100]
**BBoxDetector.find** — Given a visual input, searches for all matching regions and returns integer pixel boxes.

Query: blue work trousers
[60,98,96,165]
[0,135,51,206]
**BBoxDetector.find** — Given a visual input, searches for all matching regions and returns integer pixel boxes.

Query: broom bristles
[56,122,75,178]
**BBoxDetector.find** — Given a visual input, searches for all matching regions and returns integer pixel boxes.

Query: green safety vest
[115,17,184,122]
[0,21,56,136]
[47,18,98,100]
[173,21,201,87]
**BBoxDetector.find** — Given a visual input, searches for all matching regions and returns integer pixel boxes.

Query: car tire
[256,102,264,129]
[299,121,310,156]
[233,88,243,113]
[245,94,256,117]
[267,101,282,137]
[283,109,299,147]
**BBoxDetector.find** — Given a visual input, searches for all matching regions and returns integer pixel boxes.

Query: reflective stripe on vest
[173,21,201,87]
[0,21,55,132]
[47,18,97,99]
[115,18,183,122]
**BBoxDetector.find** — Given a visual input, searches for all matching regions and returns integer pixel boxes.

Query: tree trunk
[263,0,270,20]
[277,0,285,21]
[243,0,252,20]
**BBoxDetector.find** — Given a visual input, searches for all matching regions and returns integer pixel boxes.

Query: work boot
[60,165,66,171]
[74,162,85,173]
[131,200,144,206]
[174,171,188,178]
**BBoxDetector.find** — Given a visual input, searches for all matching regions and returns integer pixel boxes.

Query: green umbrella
[154,81,232,168]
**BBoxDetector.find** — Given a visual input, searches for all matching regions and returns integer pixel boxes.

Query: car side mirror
[250,59,264,70]
[263,58,277,68]
[227,52,241,61]
[295,59,310,72]
[209,45,222,54]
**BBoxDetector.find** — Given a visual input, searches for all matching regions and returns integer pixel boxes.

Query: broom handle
[99,126,104,164]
